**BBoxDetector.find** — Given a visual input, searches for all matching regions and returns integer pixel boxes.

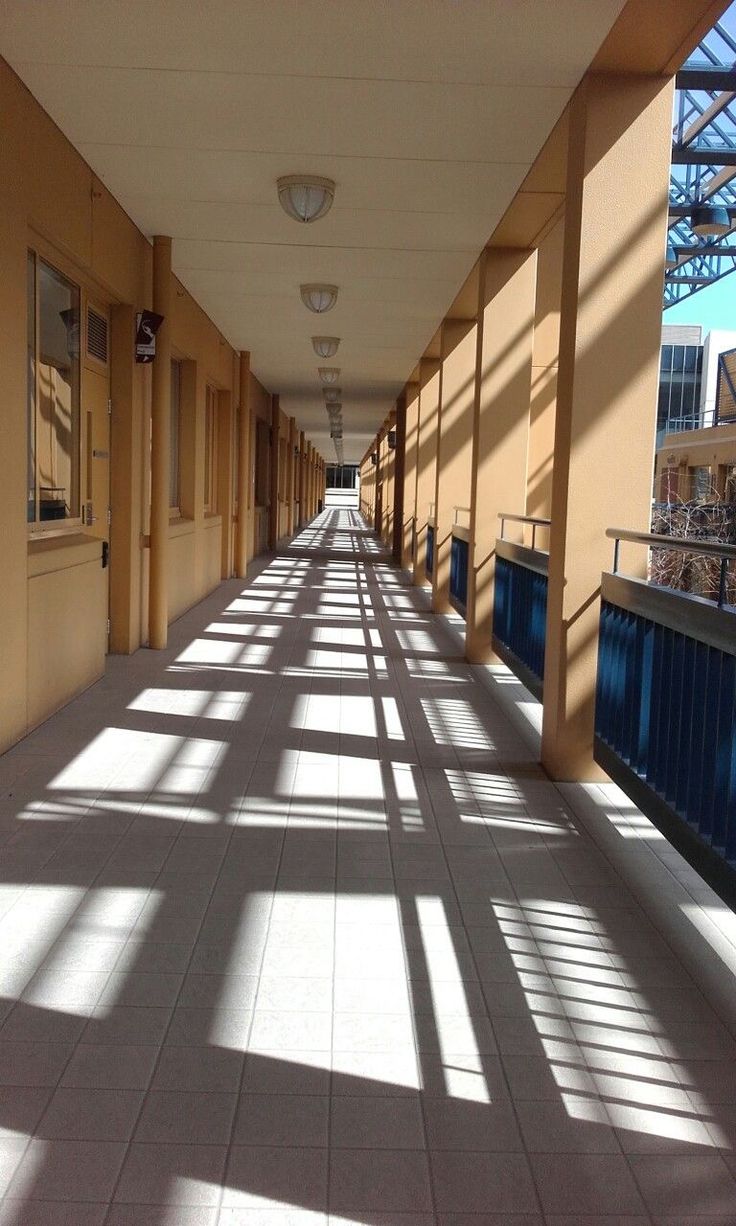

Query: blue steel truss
[666,6,736,307]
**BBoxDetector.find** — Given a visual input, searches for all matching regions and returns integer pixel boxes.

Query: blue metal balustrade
[493,556,548,690]
[595,528,736,901]
[491,514,551,697]
[450,534,469,613]
[426,524,435,578]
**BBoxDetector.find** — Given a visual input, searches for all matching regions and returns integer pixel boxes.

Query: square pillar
[235,352,252,578]
[432,319,477,613]
[297,430,306,528]
[286,416,297,535]
[527,218,564,520]
[465,248,537,662]
[268,394,280,549]
[401,381,419,568]
[413,358,440,585]
[541,72,675,781]
[217,388,234,579]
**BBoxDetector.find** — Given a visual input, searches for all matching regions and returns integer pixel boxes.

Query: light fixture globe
[312,336,340,358]
[691,204,731,237]
[318,367,340,385]
[278,176,335,223]
[300,284,338,313]
[324,387,342,403]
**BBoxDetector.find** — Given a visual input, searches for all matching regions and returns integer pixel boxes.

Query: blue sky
[664,273,736,332]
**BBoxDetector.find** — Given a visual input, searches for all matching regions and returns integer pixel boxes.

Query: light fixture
[690,204,731,237]
[371,452,378,466]
[312,336,340,358]
[318,367,340,385]
[665,240,678,270]
[300,284,338,313]
[387,430,396,450]
[324,387,342,403]
[278,176,335,223]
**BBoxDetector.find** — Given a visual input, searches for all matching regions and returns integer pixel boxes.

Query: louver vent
[87,307,108,364]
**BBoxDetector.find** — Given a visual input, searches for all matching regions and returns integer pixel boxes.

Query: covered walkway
[0,510,735,1222]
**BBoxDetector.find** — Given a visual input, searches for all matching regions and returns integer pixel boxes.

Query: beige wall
[0,56,317,752]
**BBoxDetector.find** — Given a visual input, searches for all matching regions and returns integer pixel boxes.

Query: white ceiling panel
[2,0,627,462]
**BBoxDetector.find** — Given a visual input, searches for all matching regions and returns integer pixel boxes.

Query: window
[27,252,81,526]
[170,360,181,511]
[204,384,218,514]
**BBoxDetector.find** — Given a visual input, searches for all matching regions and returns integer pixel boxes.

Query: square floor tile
[431,1150,538,1213]
[232,1093,329,1147]
[424,1097,522,1150]
[61,1044,158,1090]
[330,1096,425,1149]
[223,1145,328,1211]
[152,1045,243,1092]
[329,1148,432,1213]
[7,1139,126,1202]
[628,1153,736,1215]
[36,1087,144,1140]
[135,1090,236,1144]
[114,1143,227,1205]
[530,1152,647,1215]
[242,1051,331,1097]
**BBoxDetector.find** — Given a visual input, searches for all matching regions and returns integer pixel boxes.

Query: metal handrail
[453,505,470,527]
[498,512,551,553]
[607,527,736,609]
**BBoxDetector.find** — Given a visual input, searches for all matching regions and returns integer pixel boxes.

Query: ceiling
[2,0,627,461]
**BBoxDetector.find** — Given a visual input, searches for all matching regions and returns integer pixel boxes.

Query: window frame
[27,248,83,536]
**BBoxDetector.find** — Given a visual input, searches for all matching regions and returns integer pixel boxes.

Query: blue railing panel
[450,535,468,612]
[426,525,434,578]
[493,556,548,686]
[595,599,736,872]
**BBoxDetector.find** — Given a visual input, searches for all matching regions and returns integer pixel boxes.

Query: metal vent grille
[87,307,108,364]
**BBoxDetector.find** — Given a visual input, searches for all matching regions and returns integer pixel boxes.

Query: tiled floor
[0,508,735,1224]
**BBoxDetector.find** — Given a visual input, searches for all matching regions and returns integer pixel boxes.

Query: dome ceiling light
[300,284,338,313]
[318,367,340,385]
[690,204,731,237]
[278,175,335,223]
[312,336,340,358]
[324,387,342,403]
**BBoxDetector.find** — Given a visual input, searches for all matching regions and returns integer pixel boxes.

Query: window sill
[168,517,195,539]
[203,513,222,527]
[28,531,103,578]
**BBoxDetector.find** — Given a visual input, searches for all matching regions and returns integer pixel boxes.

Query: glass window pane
[36,259,80,522]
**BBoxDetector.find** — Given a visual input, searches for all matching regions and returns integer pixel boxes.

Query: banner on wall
[135,311,164,363]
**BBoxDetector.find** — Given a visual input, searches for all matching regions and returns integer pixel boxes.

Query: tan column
[286,417,296,535]
[527,219,564,519]
[541,73,675,781]
[307,444,314,519]
[234,351,251,578]
[432,319,477,612]
[268,394,280,549]
[465,248,537,662]
[217,388,234,579]
[148,235,172,649]
[414,358,440,584]
[297,430,306,528]
[401,382,419,568]
[109,304,145,653]
[392,394,407,563]
[374,435,383,533]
